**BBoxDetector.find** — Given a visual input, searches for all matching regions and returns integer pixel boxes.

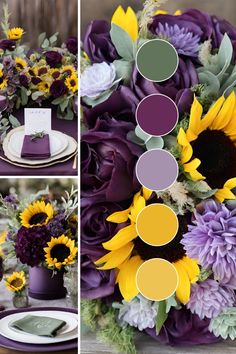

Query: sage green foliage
[81,299,136,354]
[198,268,212,282]
[110,24,136,61]
[209,307,236,340]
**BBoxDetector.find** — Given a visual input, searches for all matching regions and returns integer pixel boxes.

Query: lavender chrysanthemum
[156,23,200,57]
[187,280,235,319]
[181,200,236,287]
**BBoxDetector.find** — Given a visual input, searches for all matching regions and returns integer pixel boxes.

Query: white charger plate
[8,128,68,158]
[0,310,78,345]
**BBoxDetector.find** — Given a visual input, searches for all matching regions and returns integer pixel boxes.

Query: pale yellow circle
[136,204,178,246]
[136,258,179,301]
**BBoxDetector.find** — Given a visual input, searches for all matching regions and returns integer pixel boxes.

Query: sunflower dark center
[0,77,3,84]
[29,212,48,225]
[50,244,70,262]
[70,80,76,86]
[191,129,236,189]
[134,215,188,263]
[17,63,23,69]
[11,278,23,288]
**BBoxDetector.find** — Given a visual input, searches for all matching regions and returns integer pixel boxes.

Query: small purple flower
[19,74,29,88]
[45,51,62,68]
[187,280,236,319]
[66,36,78,55]
[3,194,17,204]
[0,95,8,112]
[81,244,115,299]
[0,39,16,51]
[50,79,68,98]
[181,200,236,287]
[47,214,67,237]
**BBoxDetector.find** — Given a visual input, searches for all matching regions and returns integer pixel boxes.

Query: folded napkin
[21,134,51,160]
[10,315,66,337]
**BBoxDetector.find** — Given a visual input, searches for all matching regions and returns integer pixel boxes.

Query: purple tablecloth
[0,108,77,176]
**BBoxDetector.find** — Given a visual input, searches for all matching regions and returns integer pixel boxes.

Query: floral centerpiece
[81,0,236,352]
[1,186,78,300]
[0,4,78,143]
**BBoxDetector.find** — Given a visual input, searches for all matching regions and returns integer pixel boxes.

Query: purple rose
[0,95,8,112]
[211,15,236,49]
[146,307,220,346]
[81,197,123,246]
[83,20,119,63]
[19,74,29,88]
[0,39,16,51]
[45,51,62,67]
[81,244,115,299]
[131,59,197,116]
[66,36,78,55]
[50,79,68,98]
[81,117,142,202]
[83,85,139,129]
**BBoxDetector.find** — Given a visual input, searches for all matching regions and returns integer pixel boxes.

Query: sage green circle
[136,39,179,82]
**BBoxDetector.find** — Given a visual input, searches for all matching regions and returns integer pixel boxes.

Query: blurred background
[0,0,78,47]
[81,0,235,33]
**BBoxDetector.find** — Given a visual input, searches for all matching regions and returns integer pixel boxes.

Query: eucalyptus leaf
[8,115,21,128]
[218,34,232,69]
[135,125,151,142]
[20,87,28,106]
[82,88,114,108]
[198,71,220,97]
[41,38,50,49]
[60,98,69,112]
[146,136,164,150]
[38,32,46,47]
[156,300,168,335]
[32,91,44,101]
[192,188,217,199]
[110,24,134,61]
[51,97,65,105]
[113,59,133,84]
[127,130,144,145]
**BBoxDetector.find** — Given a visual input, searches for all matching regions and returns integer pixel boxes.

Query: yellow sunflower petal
[142,187,153,201]
[95,242,134,270]
[178,256,200,284]
[174,261,191,304]
[130,195,145,221]
[199,95,225,132]
[210,92,236,131]
[188,168,205,181]
[183,158,201,173]
[214,188,236,203]
[102,224,137,251]
[186,96,203,141]
[107,208,131,223]
[117,256,143,301]
[177,128,193,164]
[126,7,138,41]
[224,177,236,190]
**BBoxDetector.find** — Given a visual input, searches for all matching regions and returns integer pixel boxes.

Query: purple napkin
[21,134,51,160]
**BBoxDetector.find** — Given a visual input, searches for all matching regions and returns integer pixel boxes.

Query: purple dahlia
[146,307,220,346]
[15,226,51,266]
[181,200,236,287]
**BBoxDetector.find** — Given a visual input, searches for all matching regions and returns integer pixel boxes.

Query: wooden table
[0,282,77,354]
[81,332,236,354]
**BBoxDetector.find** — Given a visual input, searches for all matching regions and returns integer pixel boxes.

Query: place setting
[1,108,78,169]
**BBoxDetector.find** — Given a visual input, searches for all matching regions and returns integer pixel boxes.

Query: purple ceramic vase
[28,266,67,300]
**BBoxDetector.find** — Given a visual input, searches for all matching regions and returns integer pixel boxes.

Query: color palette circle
[136,94,179,136]
[136,149,178,191]
[136,258,179,301]
[136,39,179,82]
[136,204,179,246]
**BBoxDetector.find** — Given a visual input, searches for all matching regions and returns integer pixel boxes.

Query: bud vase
[28,266,66,300]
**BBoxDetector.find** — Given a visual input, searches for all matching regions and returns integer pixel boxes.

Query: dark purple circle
[136,94,179,136]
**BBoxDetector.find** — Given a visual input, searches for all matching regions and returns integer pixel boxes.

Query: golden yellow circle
[136,204,178,246]
[136,258,179,301]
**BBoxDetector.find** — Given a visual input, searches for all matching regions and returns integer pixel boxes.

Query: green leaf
[110,24,134,61]
[60,98,69,112]
[8,115,21,128]
[146,136,164,150]
[31,91,44,100]
[113,59,133,84]
[49,32,59,46]
[41,38,50,49]
[135,125,151,142]
[51,97,65,105]
[156,300,168,335]
[82,89,113,108]
[38,32,46,47]
[198,70,220,97]
[20,87,28,106]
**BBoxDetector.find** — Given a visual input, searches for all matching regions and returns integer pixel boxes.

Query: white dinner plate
[8,129,68,158]
[0,310,78,345]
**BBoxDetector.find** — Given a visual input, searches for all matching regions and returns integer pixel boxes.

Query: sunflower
[38,80,51,93]
[15,57,28,71]
[177,92,236,202]
[49,68,61,80]
[95,188,199,304]
[5,271,26,292]
[0,69,7,90]
[20,200,54,228]
[65,74,78,93]
[7,27,24,40]
[60,65,76,77]
[44,235,78,270]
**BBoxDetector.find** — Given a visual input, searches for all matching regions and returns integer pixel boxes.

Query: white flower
[113,295,157,331]
[80,62,117,97]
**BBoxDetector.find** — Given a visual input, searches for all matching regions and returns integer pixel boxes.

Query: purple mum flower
[15,226,51,266]
[155,23,200,57]
[81,243,115,299]
[146,307,220,346]
[181,200,236,287]
[187,280,236,319]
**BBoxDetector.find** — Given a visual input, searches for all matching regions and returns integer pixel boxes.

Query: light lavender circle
[136,149,178,191]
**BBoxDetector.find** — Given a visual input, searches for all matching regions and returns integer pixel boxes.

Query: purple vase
[28,266,67,300]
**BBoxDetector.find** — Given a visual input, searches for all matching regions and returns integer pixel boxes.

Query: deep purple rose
[19,74,29,88]
[211,15,236,50]
[0,39,16,51]
[81,244,115,299]
[83,20,119,63]
[83,85,139,129]
[45,51,62,67]
[81,197,123,246]
[81,117,142,202]
[131,59,197,116]
[66,36,78,55]
[146,307,220,346]
[50,79,68,98]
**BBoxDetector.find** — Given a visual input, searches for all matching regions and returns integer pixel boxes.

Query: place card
[24,108,52,135]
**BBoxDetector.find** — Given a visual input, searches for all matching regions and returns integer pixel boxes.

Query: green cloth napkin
[10,315,66,337]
